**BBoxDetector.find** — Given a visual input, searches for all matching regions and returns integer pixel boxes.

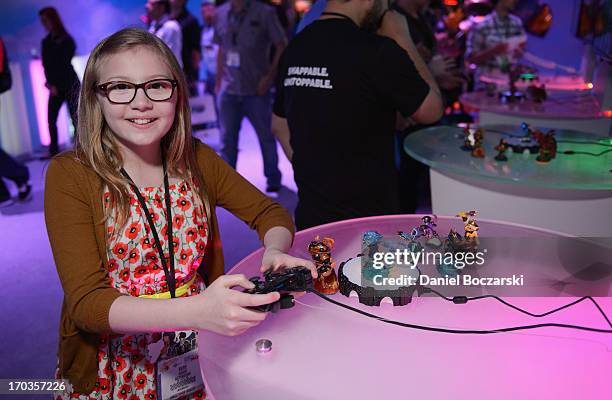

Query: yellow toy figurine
[456,211,479,242]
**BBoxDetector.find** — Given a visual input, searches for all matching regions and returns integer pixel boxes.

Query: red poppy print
[145,251,159,263]
[128,248,140,263]
[173,214,185,230]
[135,372,147,390]
[125,222,141,240]
[141,236,152,250]
[98,377,110,394]
[119,267,130,282]
[122,368,133,382]
[185,227,198,243]
[179,248,193,265]
[161,225,168,240]
[103,359,113,377]
[89,183,208,400]
[131,194,141,205]
[145,361,155,375]
[149,209,160,223]
[134,264,150,279]
[196,240,206,253]
[198,224,206,237]
[117,383,131,399]
[97,349,107,363]
[113,243,128,259]
[176,196,191,211]
[153,193,163,209]
[115,356,127,372]
[107,259,119,273]
[103,192,111,207]
[130,352,145,365]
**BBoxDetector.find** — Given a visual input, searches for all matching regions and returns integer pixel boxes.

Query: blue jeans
[217,92,281,188]
[0,148,29,201]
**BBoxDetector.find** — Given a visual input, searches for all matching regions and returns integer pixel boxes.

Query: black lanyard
[120,158,176,298]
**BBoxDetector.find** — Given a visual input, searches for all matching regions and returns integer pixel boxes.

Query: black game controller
[244,266,314,313]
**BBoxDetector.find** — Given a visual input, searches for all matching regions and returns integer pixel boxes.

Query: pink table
[199,215,612,400]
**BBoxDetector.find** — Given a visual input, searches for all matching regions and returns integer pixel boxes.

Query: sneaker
[17,183,32,202]
[0,198,14,208]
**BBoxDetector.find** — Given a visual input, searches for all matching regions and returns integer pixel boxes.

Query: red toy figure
[308,236,339,295]
[471,129,485,158]
[534,129,557,163]
[494,138,509,161]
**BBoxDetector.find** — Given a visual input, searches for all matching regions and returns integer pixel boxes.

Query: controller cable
[562,149,612,157]
[304,288,612,334]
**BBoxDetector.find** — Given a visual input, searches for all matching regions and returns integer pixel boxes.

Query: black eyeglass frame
[96,78,178,104]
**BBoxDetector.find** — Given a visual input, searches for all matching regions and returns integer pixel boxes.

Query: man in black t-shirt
[272,0,442,230]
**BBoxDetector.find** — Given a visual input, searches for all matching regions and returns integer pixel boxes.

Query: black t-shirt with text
[273,18,429,229]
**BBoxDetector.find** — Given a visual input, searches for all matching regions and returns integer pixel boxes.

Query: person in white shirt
[146,0,183,67]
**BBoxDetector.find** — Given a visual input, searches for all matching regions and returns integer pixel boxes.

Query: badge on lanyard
[226,50,241,68]
[153,331,203,400]
[121,160,204,399]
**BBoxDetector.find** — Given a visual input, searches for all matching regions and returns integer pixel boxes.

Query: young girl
[44,28,315,399]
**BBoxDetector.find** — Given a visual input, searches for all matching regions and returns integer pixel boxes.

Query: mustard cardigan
[44,140,294,393]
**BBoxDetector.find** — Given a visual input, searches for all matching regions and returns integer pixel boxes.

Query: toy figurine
[308,236,339,295]
[528,83,547,103]
[534,129,557,163]
[494,138,509,161]
[444,228,464,253]
[471,129,485,158]
[456,211,479,243]
[461,127,474,151]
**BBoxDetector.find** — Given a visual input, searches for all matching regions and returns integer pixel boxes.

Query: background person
[466,0,526,79]
[39,7,80,158]
[171,0,202,95]
[201,0,219,95]
[214,0,287,195]
[146,0,184,66]
[272,0,443,229]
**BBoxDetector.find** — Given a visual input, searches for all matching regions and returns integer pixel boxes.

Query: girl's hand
[187,274,280,336]
[260,248,318,279]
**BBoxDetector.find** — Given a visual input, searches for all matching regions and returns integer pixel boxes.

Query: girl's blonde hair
[75,28,205,227]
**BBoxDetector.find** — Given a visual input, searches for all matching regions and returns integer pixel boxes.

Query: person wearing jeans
[0,148,31,207]
[217,92,281,190]
[213,0,286,193]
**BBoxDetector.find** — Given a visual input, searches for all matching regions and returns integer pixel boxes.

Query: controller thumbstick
[279,295,295,310]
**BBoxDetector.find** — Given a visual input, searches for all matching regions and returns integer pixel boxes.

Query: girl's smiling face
[97,46,177,152]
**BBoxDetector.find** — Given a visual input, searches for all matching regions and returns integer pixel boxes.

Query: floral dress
[56,179,208,400]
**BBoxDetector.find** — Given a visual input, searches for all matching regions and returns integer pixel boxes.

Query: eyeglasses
[97,78,177,104]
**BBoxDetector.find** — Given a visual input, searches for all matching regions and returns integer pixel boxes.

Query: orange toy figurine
[308,236,339,295]
[471,129,485,158]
